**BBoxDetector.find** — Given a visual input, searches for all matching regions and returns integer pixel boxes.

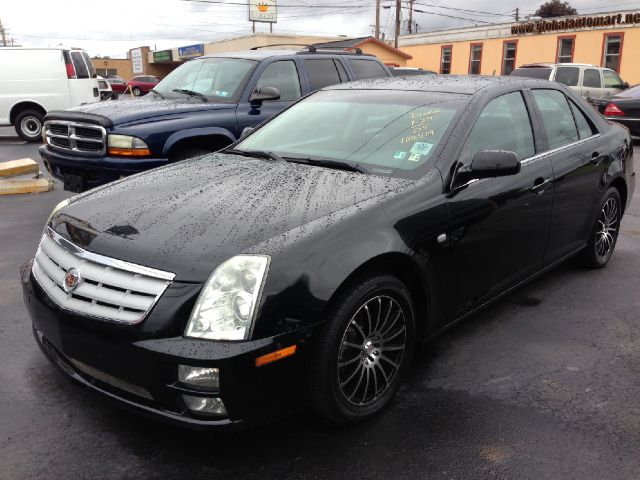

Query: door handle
[531,177,552,195]
[591,151,601,165]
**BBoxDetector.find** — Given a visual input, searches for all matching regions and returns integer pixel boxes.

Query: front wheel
[311,275,416,424]
[574,187,622,268]
[132,87,142,96]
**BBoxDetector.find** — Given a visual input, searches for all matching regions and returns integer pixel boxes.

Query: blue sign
[178,44,204,59]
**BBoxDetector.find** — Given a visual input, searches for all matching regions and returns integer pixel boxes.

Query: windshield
[154,57,257,102]
[235,89,466,179]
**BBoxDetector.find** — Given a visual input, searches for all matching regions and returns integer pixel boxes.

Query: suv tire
[15,109,44,142]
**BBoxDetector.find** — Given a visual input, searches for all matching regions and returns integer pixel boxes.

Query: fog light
[182,395,227,416]
[178,365,219,390]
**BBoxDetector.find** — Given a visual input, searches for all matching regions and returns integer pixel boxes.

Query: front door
[444,91,554,319]
[581,68,605,100]
[236,60,303,137]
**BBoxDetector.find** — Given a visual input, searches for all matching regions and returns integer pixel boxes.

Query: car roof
[325,75,552,95]
[199,49,376,61]
[518,63,595,68]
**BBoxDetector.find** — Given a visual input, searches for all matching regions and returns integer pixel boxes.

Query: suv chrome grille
[32,228,174,324]
[44,121,106,156]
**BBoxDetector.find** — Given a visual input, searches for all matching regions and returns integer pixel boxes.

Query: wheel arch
[610,176,627,213]
[163,128,236,157]
[325,252,432,342]
[9,101,47,125]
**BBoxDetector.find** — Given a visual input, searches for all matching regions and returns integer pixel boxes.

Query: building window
[502,41,517,75]
[96,68,118,76]
[440,45,452,74]
[469,43,482,74]
[556,36,575,63]
[602,34,624,72]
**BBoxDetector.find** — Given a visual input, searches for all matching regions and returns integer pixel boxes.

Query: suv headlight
[107,134,151,156]
[185,255,270,341]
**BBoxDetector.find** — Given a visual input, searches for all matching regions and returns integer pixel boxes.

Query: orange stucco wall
[350,42,409,67]
[402,27,640,83]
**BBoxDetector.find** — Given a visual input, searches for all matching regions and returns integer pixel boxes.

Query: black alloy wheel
[575,187,622,268]
[311,275,416,424]
[132,87,142,96]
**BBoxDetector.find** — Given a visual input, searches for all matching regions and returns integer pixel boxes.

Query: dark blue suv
[39,48,391,192]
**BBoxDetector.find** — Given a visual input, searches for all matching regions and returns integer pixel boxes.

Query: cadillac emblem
[63,267,81,293]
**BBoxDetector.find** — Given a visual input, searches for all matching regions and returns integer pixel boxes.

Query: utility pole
[0,19,7,47]
[514,7,519,21]
[408,0,414,34]
[394,0,401,49]
[375,0,381,40]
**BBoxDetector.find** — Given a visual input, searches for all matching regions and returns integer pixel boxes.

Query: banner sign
[153,50,173,62]
[512,12,640,35]
[178,44,204,59]
[249,0,277,23]
[131,48,143,74]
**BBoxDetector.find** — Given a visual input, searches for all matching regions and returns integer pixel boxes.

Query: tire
[310,274,416,424]
[170,148,211,162]
[574,187,622,268]
[132,87,142,96]
[14,109,44,142]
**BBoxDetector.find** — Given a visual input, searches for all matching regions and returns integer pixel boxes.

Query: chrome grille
[32,228,174,324]
[44,120,106,156]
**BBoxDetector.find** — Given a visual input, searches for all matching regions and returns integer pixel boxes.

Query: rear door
[68,50,99,106]
[581,67,604,100]
[236,59,303,137]
[346,58,390,80]
[553,66,581,95]
[529,88,606,263]
[444,90,554,318]
[302,58,345,92]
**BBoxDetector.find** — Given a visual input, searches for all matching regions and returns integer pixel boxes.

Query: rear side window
[348,59,387,80]
[569,101,596,139]
[465,91,535,162]
[305,59,342,91]
[554,67,579,87]
[70,51,89,79]
[532,89,579,149]
[510,68,552,80]
[256,60,301,101]
[81,51,97,78]
[583,69,602,88]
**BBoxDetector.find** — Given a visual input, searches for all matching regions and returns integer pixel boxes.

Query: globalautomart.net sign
[512,11,640,34]
[249,0,277,23]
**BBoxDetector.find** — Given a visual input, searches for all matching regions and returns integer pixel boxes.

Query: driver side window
[255,61,301,102]
[465,91,535,163]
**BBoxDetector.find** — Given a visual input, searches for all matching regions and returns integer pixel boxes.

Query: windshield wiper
[172,88,208,102]
[149,89,164,99]
[283,156,367,174]
[224,148,283,162]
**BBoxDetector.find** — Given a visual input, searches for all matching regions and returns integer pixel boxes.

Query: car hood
[53,154,413,281]
[66,98,234,126]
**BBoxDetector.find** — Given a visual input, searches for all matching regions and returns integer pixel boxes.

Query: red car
[126,75,160,96]
[106,76,127,94]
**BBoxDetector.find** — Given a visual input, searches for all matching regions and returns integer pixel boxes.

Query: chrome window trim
[46,227,175,281]
[606,117,640,122]
[520,133,602,165]
[44,120,107,156]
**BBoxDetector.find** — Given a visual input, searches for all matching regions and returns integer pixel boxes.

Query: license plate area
[64,173,84,193]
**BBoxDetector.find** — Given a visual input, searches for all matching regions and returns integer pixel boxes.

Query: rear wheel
[574,187,622,268]
[15,109,44,142]
[132,86,142,96]
[311,275,416,424]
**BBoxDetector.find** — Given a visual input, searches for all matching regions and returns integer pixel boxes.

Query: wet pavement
[1,134,639,479]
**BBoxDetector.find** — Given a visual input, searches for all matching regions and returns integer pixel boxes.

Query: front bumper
[40,145,169,191]
[21,260,316,430]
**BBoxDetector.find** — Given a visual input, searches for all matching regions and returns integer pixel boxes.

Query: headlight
[107,134,151,156]
[185,255,270,341]
[46,198,70,227]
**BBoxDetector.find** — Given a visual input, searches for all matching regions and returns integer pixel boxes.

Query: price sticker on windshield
[410,142,433,156]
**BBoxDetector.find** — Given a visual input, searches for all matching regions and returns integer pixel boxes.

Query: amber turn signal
[107,147,151,156]
[255,345,297,367]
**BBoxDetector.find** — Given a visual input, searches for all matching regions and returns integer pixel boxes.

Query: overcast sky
[2,0,636,57]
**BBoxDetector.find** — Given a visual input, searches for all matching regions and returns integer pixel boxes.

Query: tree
[534,0,577,18]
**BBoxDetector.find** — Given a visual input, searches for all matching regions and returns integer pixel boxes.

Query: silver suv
[510,63,629,100]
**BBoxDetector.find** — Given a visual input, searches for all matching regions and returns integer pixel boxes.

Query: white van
[0,48,100,142]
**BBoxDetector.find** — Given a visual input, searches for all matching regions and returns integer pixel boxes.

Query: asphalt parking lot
[1,129,640,480]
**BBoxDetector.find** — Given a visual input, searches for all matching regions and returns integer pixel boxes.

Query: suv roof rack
[249,44,368,56]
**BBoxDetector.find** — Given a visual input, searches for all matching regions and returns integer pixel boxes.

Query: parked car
[105,75,127,95]
[0,47,99,141]
[39,48,391,192]
[97,76,114,101]
[590,84,640,138]
[510,63,629,100]
[22,76,634,429]
[126,75,161,96]
[390,67,436,76]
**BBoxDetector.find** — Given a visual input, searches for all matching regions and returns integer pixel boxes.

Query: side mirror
[241,127,255,138]
[455,150,521,186]
[249,86,281,106]
[623,81,630,89]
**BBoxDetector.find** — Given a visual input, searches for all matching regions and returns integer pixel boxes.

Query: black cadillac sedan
[21,76,635,430]
[591,84,640,138]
